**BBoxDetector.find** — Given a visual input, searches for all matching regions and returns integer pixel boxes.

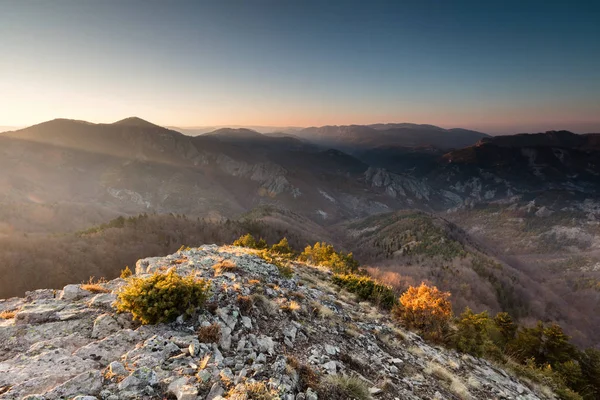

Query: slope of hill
[0,245,553,400]
[336,210,599,347]
[445,200,600,346]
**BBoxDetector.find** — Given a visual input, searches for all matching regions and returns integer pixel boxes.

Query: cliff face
[0,246,550,400]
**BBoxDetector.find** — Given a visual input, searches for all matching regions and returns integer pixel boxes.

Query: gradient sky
[1,0,599,134]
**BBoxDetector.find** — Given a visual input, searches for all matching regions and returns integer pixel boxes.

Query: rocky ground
[0,245,554,400]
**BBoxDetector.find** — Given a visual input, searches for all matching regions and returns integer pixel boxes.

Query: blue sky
[0,0,599,133]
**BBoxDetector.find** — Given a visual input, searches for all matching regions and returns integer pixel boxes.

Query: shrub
[115,270,209,324]
[452,308,492,357]
[270,237,294,256]
[299,242,359,274]
[393,283,452,341]
[120,266,133,279]
[317,375,372,400]
[493,311,517,345]
[198,322,222,343]
[233,233,257,248]
[332,273,396,310]
[578,348,600,399]
[237,294,254,314]
[233,233,268,249]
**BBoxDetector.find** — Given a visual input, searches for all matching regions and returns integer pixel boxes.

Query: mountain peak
[112,117,160,128]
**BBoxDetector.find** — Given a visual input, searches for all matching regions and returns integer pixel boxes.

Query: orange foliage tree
[394,282,452,341]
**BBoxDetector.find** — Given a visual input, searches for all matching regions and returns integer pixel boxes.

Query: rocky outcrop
[214,154,296,196]
[0,245,553,399]
[364,168,431,201]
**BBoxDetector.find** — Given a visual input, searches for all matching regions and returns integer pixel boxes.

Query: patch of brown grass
[287,356,320,390]
[212,260,237,275]
[81,277,110,293]
[237,295,254,314]
[288,291,306,300]
[197,323,222,343]
[0,310,17,319]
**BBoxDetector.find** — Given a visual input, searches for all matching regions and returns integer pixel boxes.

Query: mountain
[0,118,439,233]
[0,244,556,400]
[2,119,599,234]
[296,124,489,153]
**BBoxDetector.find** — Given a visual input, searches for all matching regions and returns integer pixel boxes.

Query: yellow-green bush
[233,233,267,249]
[332,273,396,310]
[120,266,133,279]
[270,237,294,256]
[257,250,294,278]
[451,308,492,357]
[115,270,210,324]
[299,242,359,274]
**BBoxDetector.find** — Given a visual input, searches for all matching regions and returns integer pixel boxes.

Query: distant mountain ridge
[297,123,490,152]
[2,118,599,234]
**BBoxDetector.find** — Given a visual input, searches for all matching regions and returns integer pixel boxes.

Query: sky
[1,0,599,134]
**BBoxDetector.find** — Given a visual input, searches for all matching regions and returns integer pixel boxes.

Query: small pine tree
[233,233,257,248]
[453,308,491,356]
[271,237,293,255]
[494,312,517,344]
[543,323,576,366]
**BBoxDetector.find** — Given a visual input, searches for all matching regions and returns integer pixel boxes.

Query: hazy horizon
[1,1,599,134]
[2,117,600,136]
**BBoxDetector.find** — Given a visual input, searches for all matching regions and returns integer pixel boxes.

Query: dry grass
[0,310,16,319]
[81,277,110,293]
[408,346,426,357]
[288,290,306,300]
[212,260,237,276]
[237,294,254,314]
[424,361,472,400]
[343,325,361,338]
[280,300,301,313]
[317,375,373,400]
[227,381,277,400]
[287,356,320,390]
[197,323,222,343]
[247,279,261,285]
[252,294,278,316]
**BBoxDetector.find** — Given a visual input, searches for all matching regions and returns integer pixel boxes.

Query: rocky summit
[0,245,550,400]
